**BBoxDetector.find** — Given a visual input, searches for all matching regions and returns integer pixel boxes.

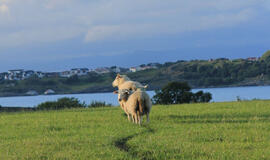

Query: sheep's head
[112,74,131,87]
[113,89,131,102]
[112,74,121,87]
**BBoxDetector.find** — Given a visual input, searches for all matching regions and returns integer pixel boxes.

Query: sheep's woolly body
[121,89,152,124]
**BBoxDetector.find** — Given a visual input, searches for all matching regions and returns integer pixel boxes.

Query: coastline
[1,85,270,108]
[0,83,269,98]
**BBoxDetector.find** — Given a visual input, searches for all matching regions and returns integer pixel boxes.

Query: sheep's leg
[127,113,131,121]
[146,112,150,123]
[134,114,138,124]
[132,115,135,123]
[137,112,141,125]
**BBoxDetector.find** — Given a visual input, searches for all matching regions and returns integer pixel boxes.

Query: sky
[0,0,270,72]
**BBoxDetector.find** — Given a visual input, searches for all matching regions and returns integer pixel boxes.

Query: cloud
[0,0,11,3]
[0,0,268,47]
[0,26,85,47]
[85,5,256,42]
[44,0,75,9]
[0,4,9,14]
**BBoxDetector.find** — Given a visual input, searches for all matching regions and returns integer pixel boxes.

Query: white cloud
[0,0,11,3]
[44,0,75,9]
[0,0,268,47]
[0,4,9,14]
[0,26,85,47]
[84,1,257,42]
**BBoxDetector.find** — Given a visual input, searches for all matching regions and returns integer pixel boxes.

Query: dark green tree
[152,82,192,104]
[153,82,212,104]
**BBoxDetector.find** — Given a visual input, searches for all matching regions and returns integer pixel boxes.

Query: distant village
[0,57,261,96]
[0,63,160,81]
[0,56,260,82]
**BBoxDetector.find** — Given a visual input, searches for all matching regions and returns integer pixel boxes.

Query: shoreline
[0,84,269,98]
[0,107,36,112]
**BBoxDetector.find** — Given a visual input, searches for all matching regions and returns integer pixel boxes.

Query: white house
[129,67,138,72]
[26,90,38,96]
[44,89,55,95]
[60,71,72,78]
[6,69,24,80]
[129,67,143,72]
[22,70,35,79]
[35,71,45,78]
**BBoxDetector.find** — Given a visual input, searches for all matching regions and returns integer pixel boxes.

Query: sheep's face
[114,89,130,102]
[112,74,122,87]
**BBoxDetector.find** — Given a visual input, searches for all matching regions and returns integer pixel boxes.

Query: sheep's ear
[113,90,118,94]
[117,74,121,78]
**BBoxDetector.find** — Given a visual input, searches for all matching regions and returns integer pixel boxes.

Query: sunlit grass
[1,101,270,159]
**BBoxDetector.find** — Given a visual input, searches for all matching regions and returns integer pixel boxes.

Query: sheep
[114,89,152,125]
[112,74,148,121]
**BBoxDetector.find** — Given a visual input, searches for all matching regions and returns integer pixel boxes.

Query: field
[1,101,270,160]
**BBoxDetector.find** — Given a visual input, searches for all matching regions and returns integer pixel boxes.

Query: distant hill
[0,52,270,97]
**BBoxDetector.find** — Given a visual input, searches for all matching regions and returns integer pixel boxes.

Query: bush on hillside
[36,97,86,110]
[152,81,212,104]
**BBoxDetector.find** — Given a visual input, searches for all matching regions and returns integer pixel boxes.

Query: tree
[152,82,212,104]
[152,82,192,104]
[261,50,270,62]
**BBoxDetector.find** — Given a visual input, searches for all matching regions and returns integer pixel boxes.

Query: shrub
[88,101,112,108]
[152,81,212,104]
[36,97,86,110]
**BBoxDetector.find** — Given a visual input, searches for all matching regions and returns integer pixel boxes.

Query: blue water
[0,86,270,107]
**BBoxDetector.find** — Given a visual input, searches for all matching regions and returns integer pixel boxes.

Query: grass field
[1,101,270,160]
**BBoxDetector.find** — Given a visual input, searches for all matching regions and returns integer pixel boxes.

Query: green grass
[1,101,270,159]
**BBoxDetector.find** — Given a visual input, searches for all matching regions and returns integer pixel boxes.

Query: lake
[0,86,270,107]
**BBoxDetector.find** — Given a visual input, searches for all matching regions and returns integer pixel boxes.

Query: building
[129,65,157,72]
[26,90,39,96]
[141,66,153,71]
[129,67,137,72]
[94,67,110,74]
[60,71,72,78]
[70,68,89,76]
[45,72,60,78]
[22,70,35,79]
[35,71,45,78]
[110,66,121,73]
[246,57,258,61]
[5,69,24,80]
[44,89,55,95]
[0,72,7,80]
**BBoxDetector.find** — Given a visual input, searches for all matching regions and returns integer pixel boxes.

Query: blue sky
[0,0,270,72]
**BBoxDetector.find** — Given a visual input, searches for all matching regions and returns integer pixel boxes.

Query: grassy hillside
[1,101,270,159]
